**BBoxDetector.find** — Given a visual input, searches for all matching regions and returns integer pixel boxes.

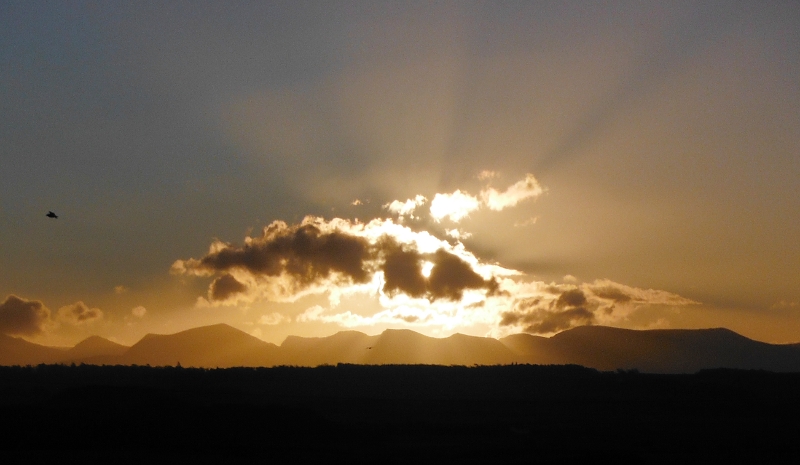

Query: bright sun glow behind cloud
[171,172,698,339]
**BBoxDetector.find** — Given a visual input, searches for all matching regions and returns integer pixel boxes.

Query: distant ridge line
[2,324,800,373]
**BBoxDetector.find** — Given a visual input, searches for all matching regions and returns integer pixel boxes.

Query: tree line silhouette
[1,364,799,463]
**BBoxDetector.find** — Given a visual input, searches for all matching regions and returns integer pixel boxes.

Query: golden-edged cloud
[388,173,545,223]
[174,172,698,337]
[173,216,504,308]
[480,173,544,211]
[497,279,700,336]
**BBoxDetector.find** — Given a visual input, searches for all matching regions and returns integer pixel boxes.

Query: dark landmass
[4,324,800,373]
[1,364,798,463]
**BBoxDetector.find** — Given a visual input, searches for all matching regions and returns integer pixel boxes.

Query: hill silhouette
[119,323,281,367]
[62,336,129,364]
[0,333,65,365]
[501,326,800,373]
[3,324,800,372]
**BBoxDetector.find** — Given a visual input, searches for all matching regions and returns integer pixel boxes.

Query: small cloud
[351,199,363,206]
[131,306,147,318]
[514,216,539,227]
[480,174,544,211]
[258,312,290,325]
[563,275,578,283]
[57,301,103,325]
[445,229,472,240]
[477,170,499,180]
[429,190,480,222]
[0,295,51,336]
[114,285,129,294]
[296,305,325,323]
[384,195,427,220]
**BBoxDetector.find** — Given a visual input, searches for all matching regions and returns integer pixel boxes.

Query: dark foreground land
[1,364,799,464]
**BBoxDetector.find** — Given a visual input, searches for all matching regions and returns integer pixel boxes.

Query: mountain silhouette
[4,324,800,372]
[281,330,378,366]
[62,336,129,364]
[0,333,65,365]
[358,329,520,365]
[501,326,800,373]
[119,323,281,367]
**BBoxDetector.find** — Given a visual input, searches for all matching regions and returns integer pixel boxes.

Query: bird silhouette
[46,211,58,219]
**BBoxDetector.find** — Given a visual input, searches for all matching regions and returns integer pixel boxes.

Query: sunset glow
[2,2,799,349]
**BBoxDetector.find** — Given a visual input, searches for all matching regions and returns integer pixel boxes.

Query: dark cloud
[57,301,103,325]
[194,221,372,286]
[524,307,594,334]
[380,241,427,298]
[177,219,501,304]
[554,289,588,309]
[0,295,51,336]
[379,242,497,301]
[588,285,633,303]
[427,249,496,301]
[209,274,248,302]
[500,290,595,335]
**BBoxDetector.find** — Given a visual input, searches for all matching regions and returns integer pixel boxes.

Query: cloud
[0,295,51,337]
[390,173,544,223]
[209,273,248,302]
[584,279,700,306]
[258,312,290,325]
[514,217,539,228]
[114,285,129,294]
[480,173,544,211]
[498,280,700,336]
[176,220,372,288]
[174,216,507,307]
[429,190,480,223]
[57,301,103,325]
[296,305,325,323]
[131,306,147,318]
[384,195,427,220]
[172,179,696,337]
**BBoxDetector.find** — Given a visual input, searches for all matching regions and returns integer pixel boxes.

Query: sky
[2,1,799,347]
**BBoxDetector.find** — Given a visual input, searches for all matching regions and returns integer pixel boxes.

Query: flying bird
[46,211,58,219]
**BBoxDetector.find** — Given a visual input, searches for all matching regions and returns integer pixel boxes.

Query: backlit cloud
[258,312,291,325]
[429,190,481,223]
[173,216,507,308]
[498,280,700,336]
[480,173,544,211]
[384,195,427,220]
[57,301,103,325]
[0,295,51,337]
[387,173,545,223]
[174,175,697,338]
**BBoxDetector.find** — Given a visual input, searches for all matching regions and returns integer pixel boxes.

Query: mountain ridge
[3,324,800,373]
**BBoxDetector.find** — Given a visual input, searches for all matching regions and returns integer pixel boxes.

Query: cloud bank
[174,172,697,337]
[173,216,502,307]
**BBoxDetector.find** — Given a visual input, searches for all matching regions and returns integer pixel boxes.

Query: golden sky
[2,2,799,346]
